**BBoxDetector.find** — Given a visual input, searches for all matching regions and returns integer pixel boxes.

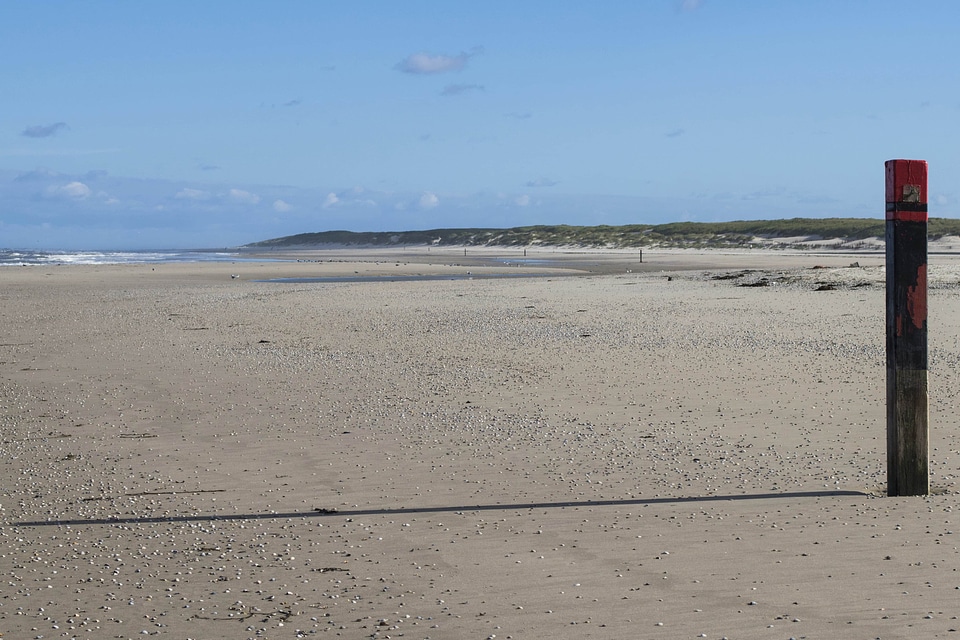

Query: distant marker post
[885,159,929,496]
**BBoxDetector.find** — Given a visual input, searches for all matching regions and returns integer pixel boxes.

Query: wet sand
[239,245,887,275]
[3,249,960,639]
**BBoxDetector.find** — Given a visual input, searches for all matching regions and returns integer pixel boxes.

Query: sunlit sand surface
[4,249,960,639]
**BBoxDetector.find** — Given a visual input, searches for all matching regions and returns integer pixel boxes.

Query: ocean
[0,249,255,266]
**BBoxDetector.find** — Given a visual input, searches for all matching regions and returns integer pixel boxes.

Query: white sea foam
[0,250,257,266]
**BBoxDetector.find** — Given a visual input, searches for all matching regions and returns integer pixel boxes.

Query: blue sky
[4,1,960,249]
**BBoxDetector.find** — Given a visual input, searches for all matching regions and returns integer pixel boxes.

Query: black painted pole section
[885,159,929,497]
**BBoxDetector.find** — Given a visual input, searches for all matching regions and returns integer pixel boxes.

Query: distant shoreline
[5,242,960,275]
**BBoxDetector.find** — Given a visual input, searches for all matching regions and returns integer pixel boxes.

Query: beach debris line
[706,267,886,291]
[711,270,753,281]
[191,607,292,623]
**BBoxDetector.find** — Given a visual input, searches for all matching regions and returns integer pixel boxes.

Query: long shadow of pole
[11,489,868,528]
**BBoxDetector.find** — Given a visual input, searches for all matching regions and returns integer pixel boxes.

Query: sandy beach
[4,248,960,639]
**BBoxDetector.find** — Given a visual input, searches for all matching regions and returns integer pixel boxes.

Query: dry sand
[3,249,960,639]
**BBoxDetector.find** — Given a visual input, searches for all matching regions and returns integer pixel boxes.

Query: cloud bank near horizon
[0,168,872,250]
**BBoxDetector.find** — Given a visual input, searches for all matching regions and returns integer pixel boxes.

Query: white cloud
[46,181,90,199]
[273,199,292,212]
[228,188,260,205]
[322,192,340,208]
[175,187,211,200]
[515,195,531,207]
[395,48,481,75]
[319,188,379,209]
[419,192,439,209]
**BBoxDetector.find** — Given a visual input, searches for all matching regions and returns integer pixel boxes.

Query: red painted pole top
[886,159,928,222]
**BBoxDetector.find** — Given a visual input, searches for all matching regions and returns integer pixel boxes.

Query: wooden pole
[885,159,929,496]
